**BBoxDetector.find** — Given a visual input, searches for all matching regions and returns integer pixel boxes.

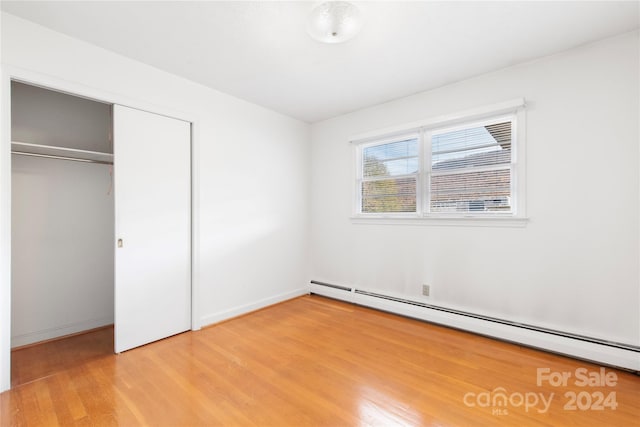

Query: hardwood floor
[1,295,639,426]
[11,326,114,388]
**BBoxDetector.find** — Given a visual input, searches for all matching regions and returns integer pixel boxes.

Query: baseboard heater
[309,280,640,356]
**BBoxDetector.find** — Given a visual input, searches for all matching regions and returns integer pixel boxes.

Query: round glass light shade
[307,1,363,44]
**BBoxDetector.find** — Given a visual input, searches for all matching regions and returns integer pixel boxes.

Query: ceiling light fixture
[307,1,363,44]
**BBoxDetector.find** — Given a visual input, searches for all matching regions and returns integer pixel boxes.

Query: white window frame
[351,99,527,227]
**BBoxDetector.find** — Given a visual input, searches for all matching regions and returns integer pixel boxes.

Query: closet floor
[11,326,113,387]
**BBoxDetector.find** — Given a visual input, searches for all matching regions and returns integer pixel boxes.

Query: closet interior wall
[11,82,114,348]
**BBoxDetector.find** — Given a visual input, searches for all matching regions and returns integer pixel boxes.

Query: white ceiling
[1,1,638,123]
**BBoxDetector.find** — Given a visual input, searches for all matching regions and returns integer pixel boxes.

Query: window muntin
[355,115,516,217]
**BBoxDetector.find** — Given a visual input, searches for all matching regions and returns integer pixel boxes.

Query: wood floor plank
[2,295,639,426]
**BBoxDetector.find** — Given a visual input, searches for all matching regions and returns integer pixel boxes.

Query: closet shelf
[11,141,113,165]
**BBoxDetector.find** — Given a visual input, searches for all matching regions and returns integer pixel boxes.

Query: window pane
[433,146,510,170]
[430,120,512,214]
[364,157,419,177]
[430,168,511,213]
[432,121,511,170]
[363,138,418,178]
[362,177,416,213]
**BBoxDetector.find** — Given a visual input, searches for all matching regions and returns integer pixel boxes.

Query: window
[354,102,525,221]
[429,118,513,214]
[360,134,419,213]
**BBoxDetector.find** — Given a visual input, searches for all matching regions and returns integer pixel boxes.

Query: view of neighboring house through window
[355,114,517,217]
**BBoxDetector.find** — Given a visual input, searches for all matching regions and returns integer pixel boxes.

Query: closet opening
[10,81,115,387]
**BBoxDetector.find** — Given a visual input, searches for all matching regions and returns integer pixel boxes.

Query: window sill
[350,215,529,228]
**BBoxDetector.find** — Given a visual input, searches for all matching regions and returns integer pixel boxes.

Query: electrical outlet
[422,284,430,296]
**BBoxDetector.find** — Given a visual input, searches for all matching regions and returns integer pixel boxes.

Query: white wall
[0,12,310,390]
[310,31,639,347]
[12,81,112,152]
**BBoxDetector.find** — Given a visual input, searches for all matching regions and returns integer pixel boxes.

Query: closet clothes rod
[11,150,113,165]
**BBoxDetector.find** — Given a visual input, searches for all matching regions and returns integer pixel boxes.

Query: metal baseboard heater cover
[310,280,639,353]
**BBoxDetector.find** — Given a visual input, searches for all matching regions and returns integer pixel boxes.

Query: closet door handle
[117,238,123,248]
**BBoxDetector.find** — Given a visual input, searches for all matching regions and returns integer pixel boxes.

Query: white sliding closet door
[113,105,191,353]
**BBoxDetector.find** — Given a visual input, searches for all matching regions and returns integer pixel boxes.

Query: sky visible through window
[432,126,502,167]
[363,138,418,177]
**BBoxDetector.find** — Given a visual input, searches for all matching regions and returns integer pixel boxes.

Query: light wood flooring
[1,295,639,426]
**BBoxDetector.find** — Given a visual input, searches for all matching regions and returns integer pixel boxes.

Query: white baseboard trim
[310,283,639,372]
[11,316,114,348]
[200,287,309,327]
